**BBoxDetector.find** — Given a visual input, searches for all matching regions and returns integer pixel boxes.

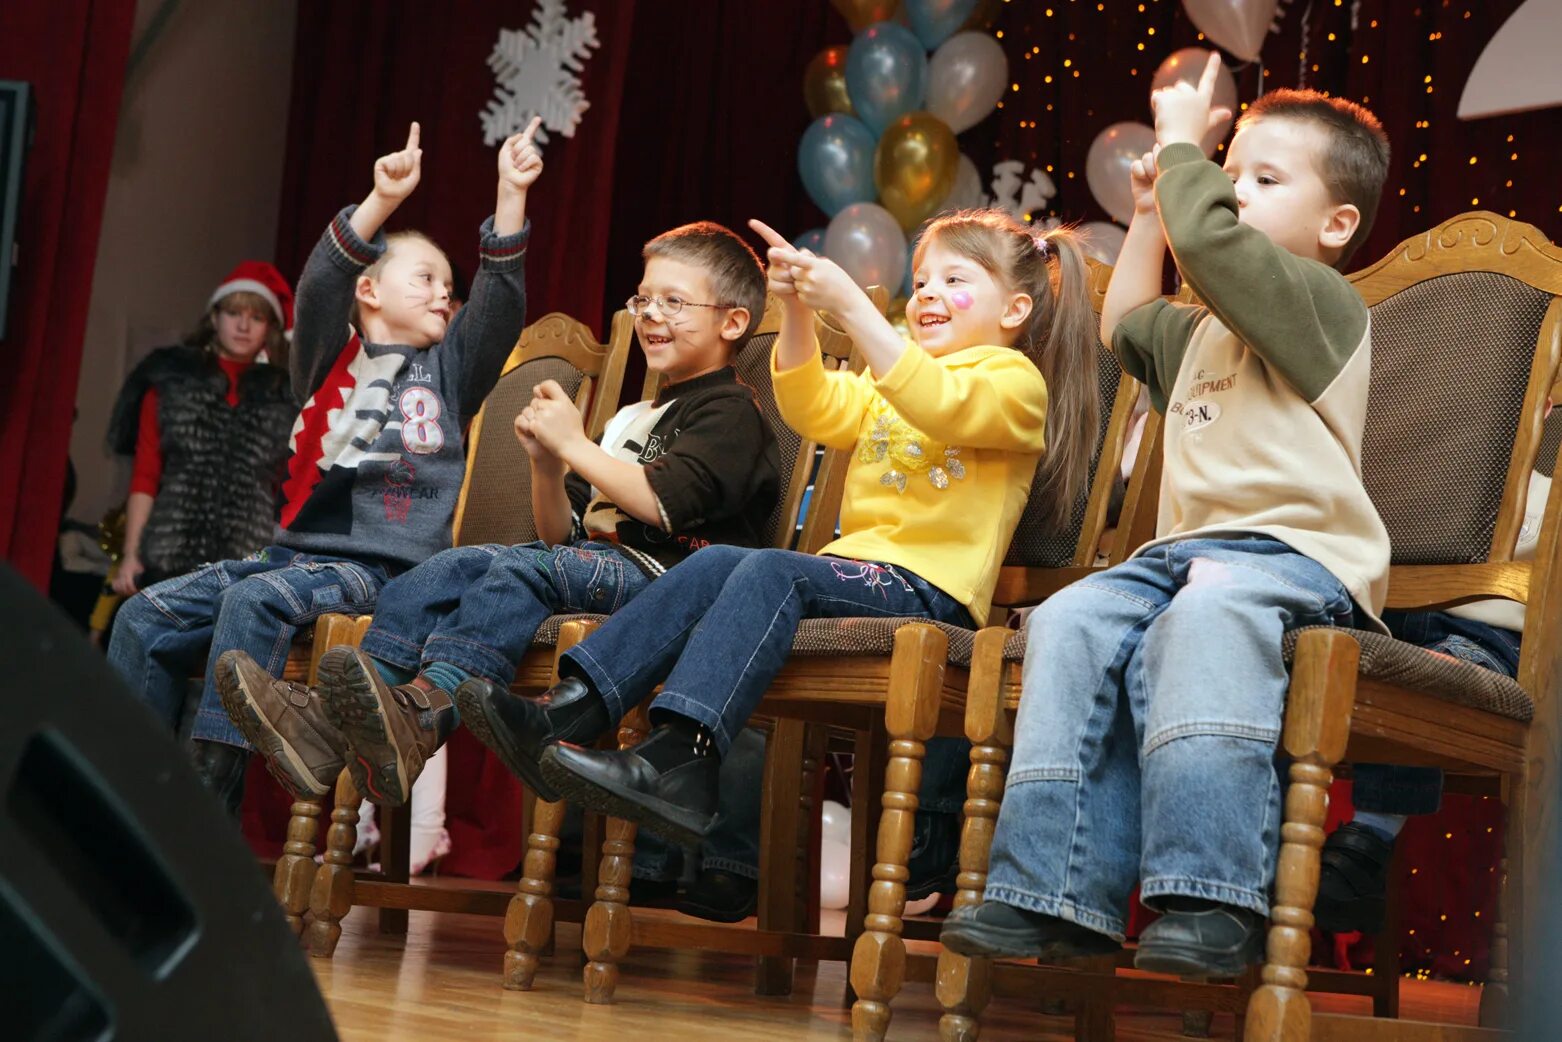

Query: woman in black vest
[106,262,298,594]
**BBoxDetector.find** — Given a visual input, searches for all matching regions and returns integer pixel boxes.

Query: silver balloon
[1078,220,1128,265]
[1180,0,1279,63]
[1151,47,1237,154]
[1085,121,1156,226]
[825,202,909,291]
[926,31,1009,135]
[941,152,985,212]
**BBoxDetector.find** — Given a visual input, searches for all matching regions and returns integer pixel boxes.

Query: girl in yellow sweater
[458,210,1101,849]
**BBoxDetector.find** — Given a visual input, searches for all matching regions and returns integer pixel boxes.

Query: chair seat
[1282,626,1532,721]
[790,616,979,667]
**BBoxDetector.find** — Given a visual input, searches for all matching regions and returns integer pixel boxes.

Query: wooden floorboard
[312,900,1483,1041]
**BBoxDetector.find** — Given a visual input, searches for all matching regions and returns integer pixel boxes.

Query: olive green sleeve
[1112,298,1206,414]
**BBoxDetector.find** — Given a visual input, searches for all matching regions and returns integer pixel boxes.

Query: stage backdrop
[257,0,1543,980]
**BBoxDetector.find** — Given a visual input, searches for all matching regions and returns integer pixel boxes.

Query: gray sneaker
[216,650,348,799]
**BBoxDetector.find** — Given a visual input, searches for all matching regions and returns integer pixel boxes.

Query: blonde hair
[353,230,449,327]
[187,289,288,367]
[914,210,1101,531]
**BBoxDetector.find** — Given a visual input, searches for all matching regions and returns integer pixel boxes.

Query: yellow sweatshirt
[772,342,1048,626]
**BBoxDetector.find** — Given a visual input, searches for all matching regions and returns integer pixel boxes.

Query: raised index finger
[748,219,792,252]
[518,116,543,149]
[1197,52,1222,98]
[406,121,421,151]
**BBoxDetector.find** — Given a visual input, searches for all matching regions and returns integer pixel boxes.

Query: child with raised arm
[456,209,1102,851]
[109,120,540,813]
[942,61,1393,975]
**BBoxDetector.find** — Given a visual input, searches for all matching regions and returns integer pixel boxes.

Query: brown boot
[317,646,454,808]
[216,650,347,799]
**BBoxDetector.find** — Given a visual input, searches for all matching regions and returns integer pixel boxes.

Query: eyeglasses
[625,294,731,318]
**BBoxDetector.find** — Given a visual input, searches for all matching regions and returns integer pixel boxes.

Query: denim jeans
[632,728,975,881]
[561,545,974,757]
[107,547,389,748]
[1349,610,1522,816]
[984,537,1356,940]
[358,541,651,685]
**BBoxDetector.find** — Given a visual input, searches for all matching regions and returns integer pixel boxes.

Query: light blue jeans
[984,537,1356,941]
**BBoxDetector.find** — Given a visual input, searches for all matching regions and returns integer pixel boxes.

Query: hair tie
[1034,234,1052,259]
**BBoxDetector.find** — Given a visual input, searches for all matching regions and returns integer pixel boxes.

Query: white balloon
[941,153,985,212]
[1079,220,1128,265]
[926,31,1009,135]
[1085,121,1156,227]
[820,799,852,845]
[1180,0,1280,63]
[1151,47,1238,155]
[905,892,942,916]
[826,202,909,291]
[820,838,852,910]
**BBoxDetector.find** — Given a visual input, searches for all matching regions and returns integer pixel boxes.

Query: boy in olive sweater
[943,61,1392,977]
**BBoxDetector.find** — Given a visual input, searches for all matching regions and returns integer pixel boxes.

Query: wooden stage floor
[312,901,1483,1041]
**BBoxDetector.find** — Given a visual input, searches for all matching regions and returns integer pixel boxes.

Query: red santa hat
[209,260,294,339]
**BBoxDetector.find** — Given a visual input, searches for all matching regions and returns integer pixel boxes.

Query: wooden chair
[503,292,878,997]
[268,308,635,943]
[544,263,1148,1029]
[942,211,1562,1042]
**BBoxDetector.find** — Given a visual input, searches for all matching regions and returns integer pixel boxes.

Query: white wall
[69,0,297,524]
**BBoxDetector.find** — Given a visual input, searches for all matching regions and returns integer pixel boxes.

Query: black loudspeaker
[0,565,336,1041]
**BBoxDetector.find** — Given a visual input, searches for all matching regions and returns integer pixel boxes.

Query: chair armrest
[1384,562,1530,612]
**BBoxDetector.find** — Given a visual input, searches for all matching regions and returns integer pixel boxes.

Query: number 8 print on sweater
[398,386,445,454]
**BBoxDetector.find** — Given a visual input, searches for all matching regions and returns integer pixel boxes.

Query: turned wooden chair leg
[850,623,949,1042]
[756,718,809,995]
[582,704,651,1004]
[273,796,324,935]
[936,628,1010,1042]
[1244,629,1359,1042]
[501,617,599,989]
[305,768,361,957]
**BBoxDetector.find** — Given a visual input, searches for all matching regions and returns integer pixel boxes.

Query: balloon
[926,31,1009,135]
[905,892,942,916]
[826,202,908,291]
[845,22,929,136]
[1180,0,1280,63]
[1151,48,1237,154]
[888,296,912,336]
[804,45,854,118]
[1085,121,1156,226]
[1078,220,1128,265]
[798,114,878,217]
[937,152,985,214]
[904,0,978,49]
[961,0,1002,31]
[875,111,960,231]
[820,799,852,845]
[820,838,851,910]
[832,0,902,32]
[794,227,827,254]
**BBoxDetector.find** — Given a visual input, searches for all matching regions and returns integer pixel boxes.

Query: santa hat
[210,260,294,339]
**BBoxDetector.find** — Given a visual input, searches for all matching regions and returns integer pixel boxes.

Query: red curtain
[0,1,136,587]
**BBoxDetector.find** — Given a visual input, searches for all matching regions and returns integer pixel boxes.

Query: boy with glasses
[218,221,780,812]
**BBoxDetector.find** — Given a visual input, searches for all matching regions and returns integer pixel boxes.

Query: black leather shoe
[1315,821,1394,934]
[454,676,608,802]
[940,901,1121,961]
[539,727,718,849]
[906,811,960,901]
[1134,903,1265,978]
[190,739,250,817]
[677,868,758,923]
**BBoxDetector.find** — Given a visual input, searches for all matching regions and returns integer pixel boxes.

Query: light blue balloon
[845,22,929,136]
[797,114,878,217]
[794,227,827,254]
[904,0,978,49]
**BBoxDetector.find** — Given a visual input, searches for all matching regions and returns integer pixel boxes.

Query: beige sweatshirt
[1113,142,1391,629]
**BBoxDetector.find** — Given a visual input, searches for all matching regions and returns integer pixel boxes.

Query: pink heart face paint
[950,289,974,311]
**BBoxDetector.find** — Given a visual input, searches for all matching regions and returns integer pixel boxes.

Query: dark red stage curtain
[0,1,135,587]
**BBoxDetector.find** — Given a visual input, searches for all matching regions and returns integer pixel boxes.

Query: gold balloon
[874,112,960,232]
[888,298,912,339]
[803,45,854,118]
[831,0,901,32]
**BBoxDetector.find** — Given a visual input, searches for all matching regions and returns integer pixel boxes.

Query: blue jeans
[561,545,974,757]
[1349,610,1522,816]
[107,547,389,748]
[985,537,1356,940]
[358,541,651,685]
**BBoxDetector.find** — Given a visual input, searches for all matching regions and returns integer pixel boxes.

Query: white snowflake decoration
[988,160,1058,223]
[481,0,601,149]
